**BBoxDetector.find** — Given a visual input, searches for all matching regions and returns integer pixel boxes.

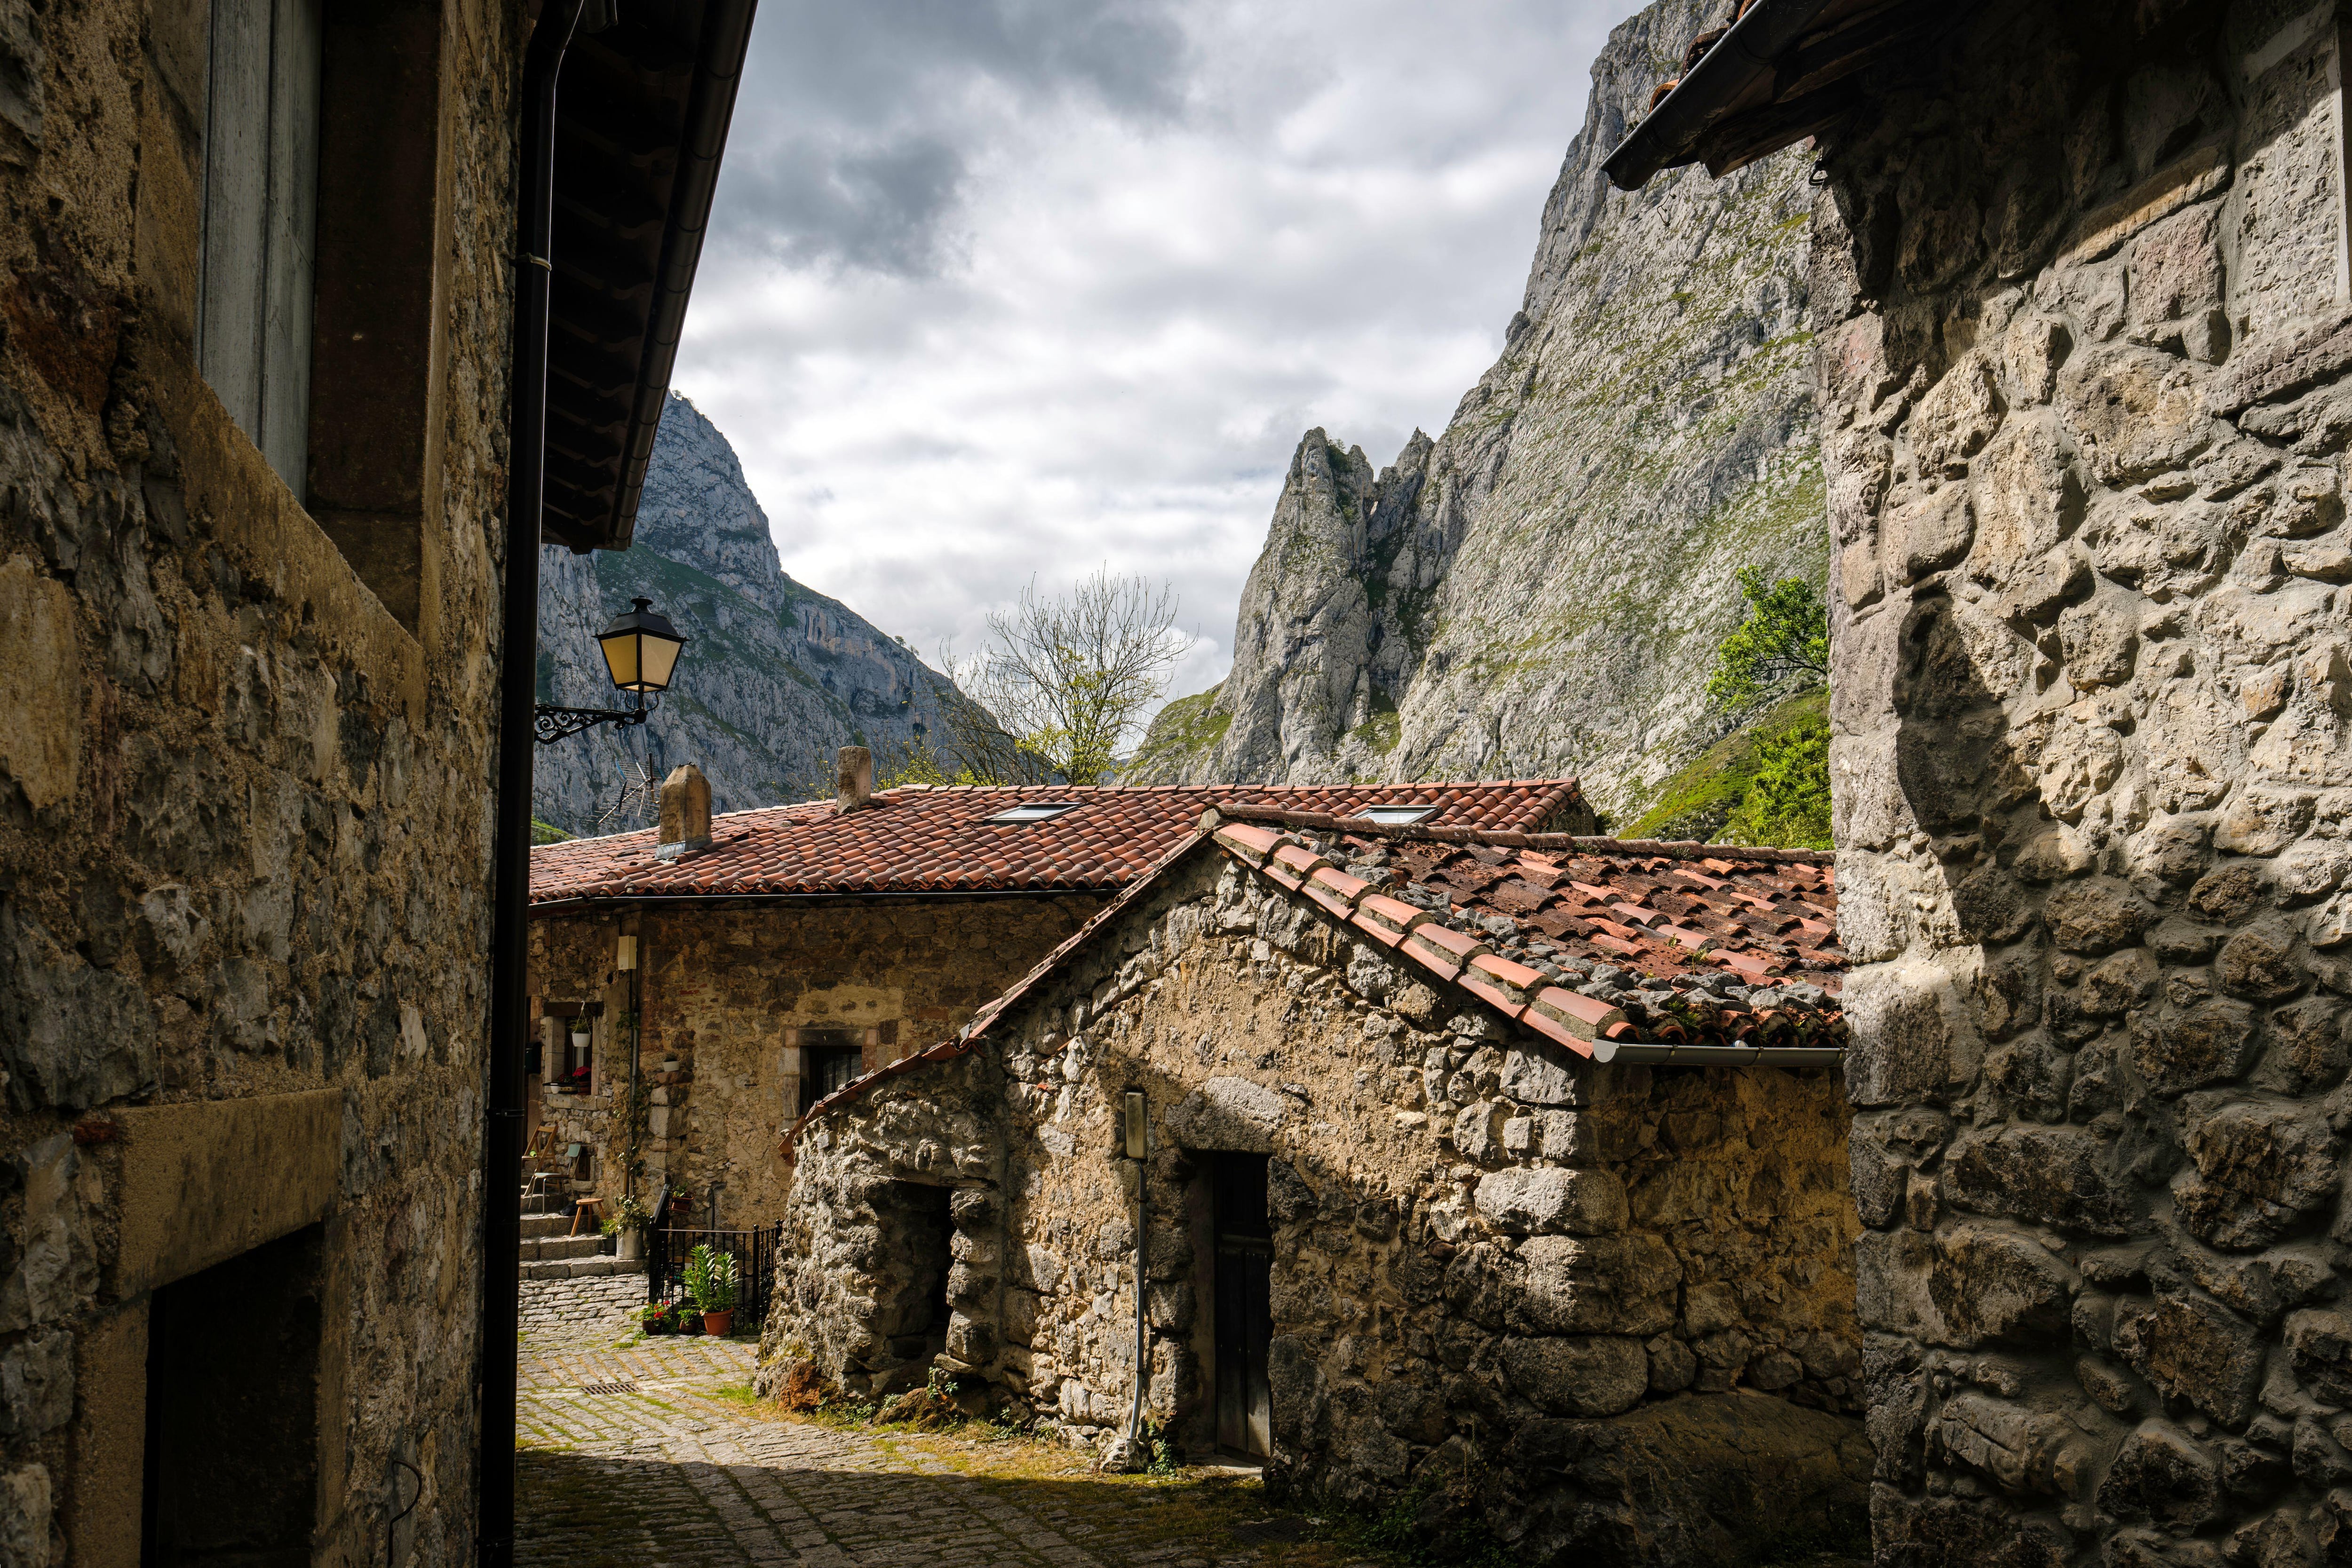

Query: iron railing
[645,1222,778,1325]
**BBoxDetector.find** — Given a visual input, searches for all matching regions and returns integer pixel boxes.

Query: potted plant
[601,1193,650,1261]
[636,1300,674,1337]
[684,1243,740,1336]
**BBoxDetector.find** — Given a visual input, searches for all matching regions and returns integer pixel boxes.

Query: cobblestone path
[515,1291,1361,1568]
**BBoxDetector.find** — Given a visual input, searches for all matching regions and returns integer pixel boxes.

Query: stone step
[519,1214,571,1239]
[520,1194,572,1215]
[519,1256,644,1281]
[521,1235,606,1262]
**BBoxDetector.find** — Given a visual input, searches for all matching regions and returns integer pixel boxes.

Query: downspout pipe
[480,3,584,1564]
[1106,1090,1149,1472]
[1127,1160,1147,1451]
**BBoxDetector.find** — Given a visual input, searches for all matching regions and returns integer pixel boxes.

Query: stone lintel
[108,1087,343,1298]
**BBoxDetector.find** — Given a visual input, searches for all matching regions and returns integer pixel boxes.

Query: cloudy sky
[671,0,1645,717]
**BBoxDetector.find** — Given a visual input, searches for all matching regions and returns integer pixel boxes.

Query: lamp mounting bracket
[532,701,653,745]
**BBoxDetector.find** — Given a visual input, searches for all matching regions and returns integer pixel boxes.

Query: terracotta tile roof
[529,780,1588,904]
[1244,816,1844,1051]
[783,807,1845,1151]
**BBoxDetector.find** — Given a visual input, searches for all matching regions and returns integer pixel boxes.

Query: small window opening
[1357,803,1437,826]
[143,1224,324,1568]
[556,1019,594,1096]
[983,802,1082,824]
[798,1025,863,1116]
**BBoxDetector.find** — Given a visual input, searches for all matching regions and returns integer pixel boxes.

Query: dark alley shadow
[515,1441,1301,1568]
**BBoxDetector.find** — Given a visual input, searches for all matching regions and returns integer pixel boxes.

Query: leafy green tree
[1706,566,1829,716]
[1723,709,1832,849]
[1700,565,1834,848]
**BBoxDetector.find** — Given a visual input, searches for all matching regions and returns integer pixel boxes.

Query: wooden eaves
[1600,0,1970,191]
[540,0,756,553]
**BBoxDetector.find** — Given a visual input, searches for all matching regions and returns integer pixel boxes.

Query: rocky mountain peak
[629,393,788,606]
[1129,0,1826,823]
[532,394,957,835]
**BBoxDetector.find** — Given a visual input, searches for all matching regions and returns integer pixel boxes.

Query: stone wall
[0,0,516,1561]
[530,896,1098,1226]
[767,847,1869,1568]
[1818,1,2352,1561]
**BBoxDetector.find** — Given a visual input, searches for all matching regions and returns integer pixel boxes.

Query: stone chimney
[656,763,711,859]
[834,746,874,814]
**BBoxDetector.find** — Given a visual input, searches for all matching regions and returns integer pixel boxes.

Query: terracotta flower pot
[701,1309,734,1337]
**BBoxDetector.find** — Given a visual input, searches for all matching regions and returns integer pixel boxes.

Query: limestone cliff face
[1130,0,1826,818]
[533,394,956,834]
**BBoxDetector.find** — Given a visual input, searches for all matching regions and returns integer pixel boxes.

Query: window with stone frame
[195,0,448,627]
[198,0,320,491]
[799,1027,862,1117]
[543,1004,596,1095]
[560,1027,594,1094]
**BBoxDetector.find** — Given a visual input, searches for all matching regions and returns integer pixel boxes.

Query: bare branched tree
[933,570,1192,787]
[593,753,663,833]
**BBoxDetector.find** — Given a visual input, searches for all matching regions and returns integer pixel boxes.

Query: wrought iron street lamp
[533,598,689,744]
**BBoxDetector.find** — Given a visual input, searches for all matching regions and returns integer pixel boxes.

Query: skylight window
[1358,804,1437,826]
[983,802,1082,825]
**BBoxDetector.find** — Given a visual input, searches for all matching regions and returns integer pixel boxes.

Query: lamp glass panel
[636,633,683,691]
[599,629,642,689]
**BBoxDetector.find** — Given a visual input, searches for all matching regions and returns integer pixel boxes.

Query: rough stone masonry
[1814,0,2352,1562]
[767,832,1871,1568]
[0,0,525,1562]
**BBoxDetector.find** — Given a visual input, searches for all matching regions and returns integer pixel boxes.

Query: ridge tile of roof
[530,779,1587,905]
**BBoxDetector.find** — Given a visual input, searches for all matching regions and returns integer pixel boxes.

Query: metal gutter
[525,886,1121,915]
[1601,0,1840,190]
[1591,1039,1844,1067]
[481,5,583,1561]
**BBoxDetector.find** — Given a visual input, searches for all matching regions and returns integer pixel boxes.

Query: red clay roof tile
[780,805,1846,1149]
[531,779,1587,904]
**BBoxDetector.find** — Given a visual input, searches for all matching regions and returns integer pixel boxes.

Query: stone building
[1608,1,2352,1564]
[526,761,1592,1232]
[764,803,1865,1565]
[0,1,751,1565]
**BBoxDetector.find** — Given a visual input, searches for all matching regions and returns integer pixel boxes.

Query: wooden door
[1213,1153,1273,1457]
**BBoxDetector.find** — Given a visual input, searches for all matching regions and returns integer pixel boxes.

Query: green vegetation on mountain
[1125,683,1230,778]
[1625,690,1828,845]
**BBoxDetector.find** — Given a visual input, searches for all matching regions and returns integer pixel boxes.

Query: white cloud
[673,0,1645,722]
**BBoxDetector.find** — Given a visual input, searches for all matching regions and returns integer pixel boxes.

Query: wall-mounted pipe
[1113,1089,1149,1470]
[479,2,585,1564]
